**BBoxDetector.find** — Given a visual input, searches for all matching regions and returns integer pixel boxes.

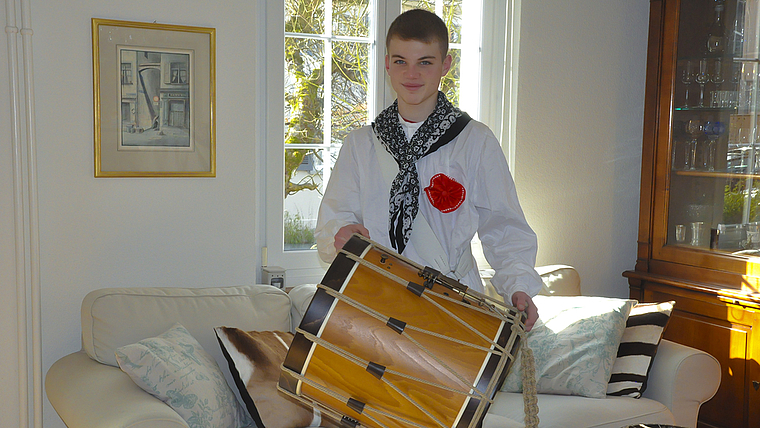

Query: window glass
[280,0,483,253]
[333,0,371,37]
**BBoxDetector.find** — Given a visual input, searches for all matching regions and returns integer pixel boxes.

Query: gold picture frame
[92,18,215,177]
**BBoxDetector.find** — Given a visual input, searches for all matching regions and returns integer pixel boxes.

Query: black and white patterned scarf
[372,91,471,254]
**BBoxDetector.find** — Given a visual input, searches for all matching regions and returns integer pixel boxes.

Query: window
[170,61,188,84]
[264,0,519,282]
[121,63,133,85]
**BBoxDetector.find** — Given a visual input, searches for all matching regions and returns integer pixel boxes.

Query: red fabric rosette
[424,173,465,213]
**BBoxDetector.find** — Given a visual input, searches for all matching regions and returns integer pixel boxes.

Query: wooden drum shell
[279,235,523,428]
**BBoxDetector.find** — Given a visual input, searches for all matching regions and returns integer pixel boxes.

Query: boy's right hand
[334,224,370,251]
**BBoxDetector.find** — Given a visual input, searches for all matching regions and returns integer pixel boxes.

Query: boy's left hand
[511,291,538,332]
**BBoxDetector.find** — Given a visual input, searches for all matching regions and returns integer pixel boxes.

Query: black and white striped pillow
[606,301,675,398]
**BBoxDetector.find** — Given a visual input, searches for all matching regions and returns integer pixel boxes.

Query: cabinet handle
[754,381,759,391]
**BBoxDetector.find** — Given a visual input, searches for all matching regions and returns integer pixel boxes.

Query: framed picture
[92,18,216,177]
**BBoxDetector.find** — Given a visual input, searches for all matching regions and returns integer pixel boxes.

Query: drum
[278,234,526,428]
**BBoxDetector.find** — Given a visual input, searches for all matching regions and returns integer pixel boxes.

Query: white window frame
[261,0,520,285]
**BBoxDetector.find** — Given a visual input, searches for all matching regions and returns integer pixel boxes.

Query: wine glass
[681,61,694,108]
[731,63,742,107]
[702,121,724,171]
[711,59,725,107]
[696,58,711,107]
[686,119,703,170]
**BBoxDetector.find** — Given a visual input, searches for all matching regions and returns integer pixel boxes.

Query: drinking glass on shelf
[730,63,742,108]
[691,221,705,247]
[686,119,703,170]
[702,121,724,171]
[671,139,691,170]
[696,58,710,108]
[711,59,724,107]
[675,224,686,244]
[681,61,694,109]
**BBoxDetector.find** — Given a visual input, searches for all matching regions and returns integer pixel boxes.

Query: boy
[315,9,540,330]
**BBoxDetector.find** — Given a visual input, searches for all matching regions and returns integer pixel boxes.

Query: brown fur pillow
[215,328,319,428]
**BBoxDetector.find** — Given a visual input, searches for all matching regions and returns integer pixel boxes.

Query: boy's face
[385,37,452,121]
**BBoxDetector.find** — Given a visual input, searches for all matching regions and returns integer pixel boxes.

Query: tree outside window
[283,0,475,251]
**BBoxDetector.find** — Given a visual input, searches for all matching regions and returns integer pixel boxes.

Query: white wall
[515,0,649,297]
[0,1,650,427]
[25,1,265,427]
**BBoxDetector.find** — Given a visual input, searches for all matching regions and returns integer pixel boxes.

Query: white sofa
[46,266,721,428]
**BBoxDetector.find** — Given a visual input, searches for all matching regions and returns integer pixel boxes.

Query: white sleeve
[315,132,365,263]
[474,135,542,303]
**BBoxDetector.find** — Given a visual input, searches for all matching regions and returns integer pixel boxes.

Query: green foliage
[723,181,760,224]
[284,211,316,248]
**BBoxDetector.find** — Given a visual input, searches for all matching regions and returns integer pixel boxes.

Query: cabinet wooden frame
[628,1,760,427]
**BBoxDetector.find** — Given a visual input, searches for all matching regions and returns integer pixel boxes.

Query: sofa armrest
[288,283,318,331]
[46,350,188,428]
[641,339,721,428]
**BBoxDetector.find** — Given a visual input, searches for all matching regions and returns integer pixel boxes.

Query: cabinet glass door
[667,0,760,256]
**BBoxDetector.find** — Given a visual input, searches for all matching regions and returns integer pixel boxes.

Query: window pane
[278,1,482,258]
[402,1,434,12]
[443,0,463,43]
[441,48,461,107]
[400,1,463,108]
[332,41,370,144]
[284,148,323,251]
[285,37,324,145]
[286,0,325,34]
[333,0,371,37]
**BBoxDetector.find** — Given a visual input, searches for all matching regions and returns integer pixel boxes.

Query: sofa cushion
[534,265,581,296]
[81,284,291,368]
[482,265,581,303]
[215,327,319,428]
[483,391,676,428]
[607,301,675,398]
[501,295,635,398]
[115,323,252,428]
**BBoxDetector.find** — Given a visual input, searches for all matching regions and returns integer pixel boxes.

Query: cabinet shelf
[678,56,760,62]
[673,169,760,179]
[673,106,737,112]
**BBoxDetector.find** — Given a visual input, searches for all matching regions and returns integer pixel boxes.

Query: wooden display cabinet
[626,0,760,427]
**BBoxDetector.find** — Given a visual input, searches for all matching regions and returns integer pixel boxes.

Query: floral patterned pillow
[115,323,252,428]
[501,296,636,398]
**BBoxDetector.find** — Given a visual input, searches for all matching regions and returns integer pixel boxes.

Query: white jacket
[315,120,541,302]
